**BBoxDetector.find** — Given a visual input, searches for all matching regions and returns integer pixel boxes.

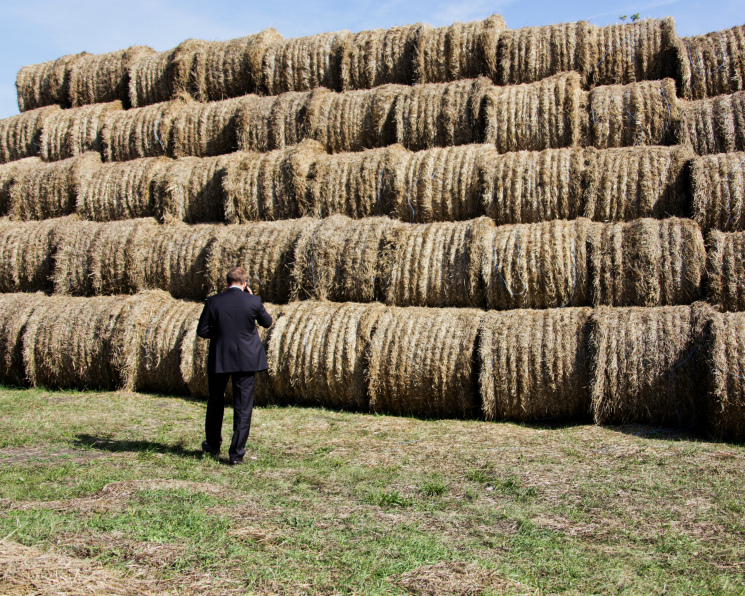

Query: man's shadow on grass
[74,434,204,459]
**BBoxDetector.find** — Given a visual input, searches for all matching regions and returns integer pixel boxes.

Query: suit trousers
[205,371,255,461]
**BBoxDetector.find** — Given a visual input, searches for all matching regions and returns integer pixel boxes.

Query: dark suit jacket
[197,288,273,374]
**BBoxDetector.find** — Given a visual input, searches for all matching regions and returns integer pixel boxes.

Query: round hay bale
[705,229,745,312]
[478,147,583,225]
[680,25,745,100]
[128,39,205,108]
[234,94,282,153]
[479,307,593,422]
[0,218,61,293]
[481,218,592,310]
[496,21,594,87]
[588,218,706,307]
[483,72,583,154]
[582,78,679,149]
[15,52,86,111]
[266,301,384,409]
[159,155,230,223]
[52,218,102,296]
[589,304,709,427]
[172,95,244,158]
[206,219,311,302]
[22,294,133,390]
[0,106,60,164]
[385,217,492,308]
[75,156,171,221]
[0,293,48,386]
[191,28,283,101]
[691,152,745,232]
[293,215,397,303]
[0,158,41,216]
[368,305,482,418]
[583,145,693,222]
[39,101,123,162]
[68,46,155,107]
[677,91,745,155]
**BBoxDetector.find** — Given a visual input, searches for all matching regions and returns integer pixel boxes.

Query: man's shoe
[201,441,219,457]
[229,456,244,466]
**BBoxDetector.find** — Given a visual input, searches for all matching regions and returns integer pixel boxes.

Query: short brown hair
[227,267,248,286]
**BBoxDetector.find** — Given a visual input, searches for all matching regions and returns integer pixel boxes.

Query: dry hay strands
[102,96,190,162]
[589,218,706,307]
[680,25,745,100]
[416,15,506,84]
[582,78,679,148]
[0,106,60,164]
[159,154,231,224]
[294,215,396,303]
[191,28,283,102]
[481,218,593,310]
[52,218,102,295]
[583,145,693,222]
[691,152,745,233]
[0,218,63,293]
[0,293,48,386]
[128,39,206,108]
[306,144,405,219]
[206,219,312,302]
[705,229,745,312]
[479,307,593,422]
[39,101,122,162]
[267,301,384,409]
[75,156,171,221]
[10,153,101,220]
[368,306,482,418]
[677,91,745,155]
[22,294,133,390]
[385,217,492,308]
[393,144,494,222]
[223,141,324,222]
[705,310,745,442]
[483,73,583,154]
[236,91,310,153]
[479,147,584,225]
[15,52,87,111]
[0,157,41,216]
[118,290,202,394]
[589,303,711,428]
[172,95,245,158]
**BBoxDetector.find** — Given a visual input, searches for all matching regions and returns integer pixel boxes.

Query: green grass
[0,386,744,595]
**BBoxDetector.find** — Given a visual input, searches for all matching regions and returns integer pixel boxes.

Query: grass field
[0,386,743,595]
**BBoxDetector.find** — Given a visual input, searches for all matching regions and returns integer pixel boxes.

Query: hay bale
[206,219,311,303]
[677,91,745,155]
[706,310,745,442]
[68,46,156,107]
[416,15,506,84]
[294,215,397,302]
[0,158,40,216]
[582,78,679,148]
[479,148,583,225]
[483,73,583,154]
[385,217,492,308]
[159,155,230,223]
[128,39,205,108]
[691,152,745,232]
[52,218,102,296]
[479,307,593,422]
[75,156,171,221]
[102,97,189,162]
[22,294,133,389]
[223,141,324,222]
[306,144,405,219]
[589,304,709,427]
[481,218,593,310]
[191,28,283,101]
[681,25,745,100]
[583,146,693,222]
[172,96,244,158]
[368,305,482,418]
[0,218,60,293]
[39,101,123,162]
[588,218,706,307]
[267,301,384,409]
[0,293,47,386]
[705,229,745,312]
[237,90,311,152]
[0,106,60,164]
[15,52,86,111]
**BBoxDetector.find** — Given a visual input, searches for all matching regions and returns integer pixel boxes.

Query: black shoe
[229,456,244,466]
[202,441,219,457]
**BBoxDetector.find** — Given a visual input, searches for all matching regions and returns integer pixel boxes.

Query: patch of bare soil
[395,561,529,595]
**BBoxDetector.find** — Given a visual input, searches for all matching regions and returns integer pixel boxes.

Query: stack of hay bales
[1,14,745,442]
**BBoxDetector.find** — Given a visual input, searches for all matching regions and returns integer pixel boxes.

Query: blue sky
[1,0,743,118]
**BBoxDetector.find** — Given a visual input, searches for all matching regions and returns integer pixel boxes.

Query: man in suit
[197,267,273,465]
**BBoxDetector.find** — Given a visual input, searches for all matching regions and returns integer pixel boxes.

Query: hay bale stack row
[680,25,745,100]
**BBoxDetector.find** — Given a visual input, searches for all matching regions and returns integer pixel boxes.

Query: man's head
[227,267,248,289]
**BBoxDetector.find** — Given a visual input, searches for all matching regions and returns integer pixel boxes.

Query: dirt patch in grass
[395,561,530,595]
